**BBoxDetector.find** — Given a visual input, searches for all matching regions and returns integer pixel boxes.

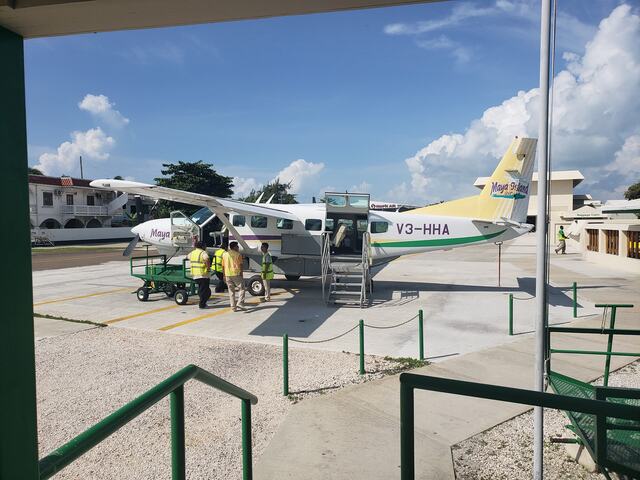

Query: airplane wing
[90,179,302,252]
[90,179,300,221]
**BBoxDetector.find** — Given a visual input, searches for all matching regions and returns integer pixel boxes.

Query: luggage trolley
[130,253,196,305]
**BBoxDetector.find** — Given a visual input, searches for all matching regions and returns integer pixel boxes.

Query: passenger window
[305,219,323,231]
[251,216,268,228]
[232,215,246,227]
[277,218,293,230]
[325,219,335,231]
[370,221,389,234]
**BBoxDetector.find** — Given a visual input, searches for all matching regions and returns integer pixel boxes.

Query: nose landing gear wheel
[174,289,189,305]
[247,275,265,297]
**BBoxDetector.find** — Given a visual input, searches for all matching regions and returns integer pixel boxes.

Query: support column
[0,26,40,480]
[533,0,552,479]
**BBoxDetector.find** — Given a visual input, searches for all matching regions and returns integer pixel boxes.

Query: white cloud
[390,4,640,203]
[350,181,372,192]
[233,176,261,198]
[384,2,501,35]
[607,134,640,176]
[416,35,471,64]
[384,1,595,60]
[79,94,130,128]
[35,128,115,176]
[272,159,325,194]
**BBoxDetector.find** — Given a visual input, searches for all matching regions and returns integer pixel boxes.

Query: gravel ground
[452,360,640,480]
[36,326,402,479]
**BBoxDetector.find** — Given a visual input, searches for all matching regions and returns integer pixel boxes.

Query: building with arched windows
[28,174,151,243]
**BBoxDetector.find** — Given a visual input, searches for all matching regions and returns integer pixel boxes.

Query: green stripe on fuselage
[372,229,507,248]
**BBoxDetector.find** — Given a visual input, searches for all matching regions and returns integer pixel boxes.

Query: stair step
[331,282,361,287]
[331,290,362,296]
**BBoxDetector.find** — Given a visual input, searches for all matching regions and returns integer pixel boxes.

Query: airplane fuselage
[133,203,529,268]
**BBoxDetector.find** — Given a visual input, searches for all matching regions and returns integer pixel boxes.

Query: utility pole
[534,0,552,479]
[79,155,84,179]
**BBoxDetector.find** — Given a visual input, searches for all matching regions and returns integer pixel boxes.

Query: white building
[29,175,150,244]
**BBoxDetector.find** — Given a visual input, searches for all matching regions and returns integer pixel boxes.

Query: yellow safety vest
[222,250,243,277]
[212,249,225,273]
[557,229,567,241]
[261,252,274,280]
[188,248,209,278]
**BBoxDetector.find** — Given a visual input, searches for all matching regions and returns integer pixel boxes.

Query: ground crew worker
[260,242,274,301]
[188,240,211,309]
[222,241,245,311]
[555,225,568,255]
[212,243,227,293]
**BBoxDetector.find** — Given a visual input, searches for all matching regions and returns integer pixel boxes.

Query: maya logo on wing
[490,181,529,199]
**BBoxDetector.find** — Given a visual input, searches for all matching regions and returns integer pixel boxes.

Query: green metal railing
[507,282,580,335]
[399,373,640,480]
[547,303,636,386]
[281,309,426,396]
[38,364,258,480]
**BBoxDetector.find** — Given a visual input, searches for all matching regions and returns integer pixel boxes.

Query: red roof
[28,175,93,188]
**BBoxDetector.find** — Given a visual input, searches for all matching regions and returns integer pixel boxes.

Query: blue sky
[25,0,639,203]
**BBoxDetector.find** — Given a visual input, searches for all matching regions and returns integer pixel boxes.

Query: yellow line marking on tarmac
[158,290,288,332]
[33,287,131,307]
[104,303,185,325]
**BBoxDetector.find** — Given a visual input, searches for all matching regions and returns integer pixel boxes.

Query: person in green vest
[555,225,568,255]
[261,242,274,301]
[212,242,227,293]
[188,241,211,309]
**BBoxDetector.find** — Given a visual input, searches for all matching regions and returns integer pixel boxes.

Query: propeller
[123,234,140,257]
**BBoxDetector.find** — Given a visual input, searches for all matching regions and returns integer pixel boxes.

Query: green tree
[624,181,640,200]
[154,161,234,217]
[114,175,124,180]
[28,167,43,175]
[241,179,298,204]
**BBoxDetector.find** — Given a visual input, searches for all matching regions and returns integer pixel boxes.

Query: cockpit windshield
[191,207,214,225]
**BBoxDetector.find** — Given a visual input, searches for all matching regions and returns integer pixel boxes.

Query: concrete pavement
[256,315,640,479]
[32,234,636,362]
[34,316,98,339]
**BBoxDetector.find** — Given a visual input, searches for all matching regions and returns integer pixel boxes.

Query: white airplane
[91,137,536,298]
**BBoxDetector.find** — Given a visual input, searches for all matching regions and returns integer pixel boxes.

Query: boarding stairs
[321,232,372,307]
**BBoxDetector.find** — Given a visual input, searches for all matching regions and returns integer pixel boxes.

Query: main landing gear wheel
[247,275,265,297]
[284,274,300,281]
[136,287,149,302]
[174,289,189,305]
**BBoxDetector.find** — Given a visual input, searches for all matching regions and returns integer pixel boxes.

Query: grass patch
[34,312,106,328]
[382,356,429,374]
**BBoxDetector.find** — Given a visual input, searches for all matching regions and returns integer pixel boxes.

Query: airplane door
[169,211,200,248]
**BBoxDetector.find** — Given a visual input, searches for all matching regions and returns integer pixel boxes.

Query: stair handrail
[360,231,371,307]
[38,364,258,480]
[321,232,332,303]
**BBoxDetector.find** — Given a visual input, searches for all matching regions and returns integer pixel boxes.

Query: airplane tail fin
[408,137,537,223]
